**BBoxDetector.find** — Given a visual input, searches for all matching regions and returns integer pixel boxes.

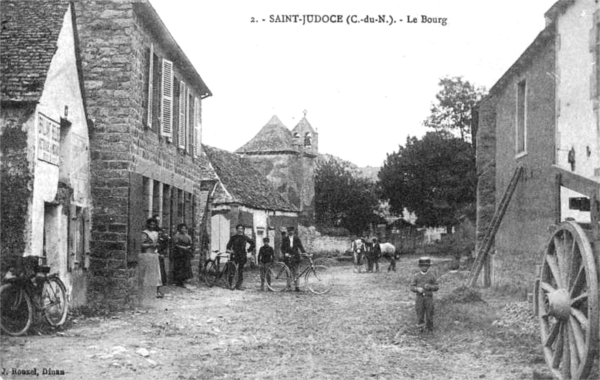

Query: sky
[150,0,558,167]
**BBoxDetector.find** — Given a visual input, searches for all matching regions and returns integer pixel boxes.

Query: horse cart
[535,166,599,380]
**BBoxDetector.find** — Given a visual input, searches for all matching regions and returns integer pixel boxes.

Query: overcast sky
[150,0,558,167]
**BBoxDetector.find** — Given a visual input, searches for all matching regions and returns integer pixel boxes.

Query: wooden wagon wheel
[537,221,599,380]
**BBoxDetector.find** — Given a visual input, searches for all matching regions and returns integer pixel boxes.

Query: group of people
[226,224,306,292]
[140,220,439,332]
[140,217,195,299]
[352,238,399,273]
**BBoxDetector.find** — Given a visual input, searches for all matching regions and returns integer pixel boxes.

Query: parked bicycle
[0,257,68,336]
[203,251,238,290]
[268,253,335,294]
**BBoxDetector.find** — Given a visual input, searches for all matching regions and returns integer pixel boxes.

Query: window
[569,197,591,212]
[194,97,201,157]
[516,79,527,155]
[161,59,173,139]
[304,132,312,147]
[188,91,194,154]
[178,81,187,149]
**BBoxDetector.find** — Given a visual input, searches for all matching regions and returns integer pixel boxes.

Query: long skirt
[139,252,162,287]
[173,249,193,284]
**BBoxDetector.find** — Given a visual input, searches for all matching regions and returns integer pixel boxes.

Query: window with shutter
[188,92,194,154]
[152,52,161,131]
[194,97,201,157]
[161,59,174,139]
[173,77,180,147]
[178,81,187,149]
[144,44,153,128]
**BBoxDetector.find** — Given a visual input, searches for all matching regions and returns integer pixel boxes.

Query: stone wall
[0,106,35,274]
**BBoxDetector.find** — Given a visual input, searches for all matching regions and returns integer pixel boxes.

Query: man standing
[226,224,255,290]
[281,227,306,291]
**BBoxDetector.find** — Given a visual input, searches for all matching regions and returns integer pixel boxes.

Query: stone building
[203,145,298,260]
[476,0,600,284]
[0,0,93,307]
[236,115,318,225]
[69,0,214,308]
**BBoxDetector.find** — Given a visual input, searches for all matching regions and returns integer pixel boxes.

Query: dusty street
[0,256,552,380]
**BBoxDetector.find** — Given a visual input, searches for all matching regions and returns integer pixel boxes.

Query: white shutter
[160,59,173,139]
[194,97,201,157]
[146,44,154,128]
[178,81,187,149]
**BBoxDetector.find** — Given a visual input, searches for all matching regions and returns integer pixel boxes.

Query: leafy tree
[378,131,476,232]
[423,76,486,142]
[315,159,380,235]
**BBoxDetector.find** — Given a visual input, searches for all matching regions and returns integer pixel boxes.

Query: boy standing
[410,257,439,332]
[257,237,275,291]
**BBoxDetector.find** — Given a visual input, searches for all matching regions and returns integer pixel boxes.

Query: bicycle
[263,261,291,292]
[0,257,68,336]
[203,251,238,290]
[271,253,335,294]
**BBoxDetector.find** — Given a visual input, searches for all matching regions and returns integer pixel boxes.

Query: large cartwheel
[537,220,599,379]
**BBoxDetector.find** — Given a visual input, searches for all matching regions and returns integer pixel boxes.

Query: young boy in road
[410,257,439,332]
[257,237,275,291]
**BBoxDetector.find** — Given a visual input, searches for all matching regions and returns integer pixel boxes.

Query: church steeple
[291,111,318,155]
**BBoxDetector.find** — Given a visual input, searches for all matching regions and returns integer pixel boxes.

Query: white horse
[351,238,366,272]
[378,242,397,272]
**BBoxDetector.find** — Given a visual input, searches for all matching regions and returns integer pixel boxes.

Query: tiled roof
[203,144,298,212]
[196,150,219,182]
[291,116,316,134]
[235,115,296,154]
[1,0,69,102]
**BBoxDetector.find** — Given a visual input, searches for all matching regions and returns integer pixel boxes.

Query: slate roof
[291,116,316,134]
[235,115,296,154]
[203,144,298,212]
[1,0,70,102]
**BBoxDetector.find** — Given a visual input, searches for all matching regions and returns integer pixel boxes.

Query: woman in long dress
[172,223,193,287]
[140,218,164,298]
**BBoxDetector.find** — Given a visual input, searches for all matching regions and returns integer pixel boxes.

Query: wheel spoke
[571,308,589,332]
[569,317,586,362]
[546,253,564,289]
[561,324,571,377]
[571,292,588,306]
[569,266,586,298]
[552,323,564,369]
[566,323,579,377]
[540,281,557,294]
[544,320,561,348]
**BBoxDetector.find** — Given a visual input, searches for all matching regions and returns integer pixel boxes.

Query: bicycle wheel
[305,265,334,295]
[266,262,290,292]
[223,262,238,290]
[204,261,218,287]
[41,277,68,327]
[0,283,33,336]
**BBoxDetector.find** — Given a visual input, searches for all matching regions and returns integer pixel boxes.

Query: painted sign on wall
[37,112,60,166]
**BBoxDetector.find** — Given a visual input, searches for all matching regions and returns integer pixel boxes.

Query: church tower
[291,111,318,156]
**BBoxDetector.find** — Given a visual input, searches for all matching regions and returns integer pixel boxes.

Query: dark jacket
[226,234,255,264]
[281,235,305,264]
[257,245,275,264]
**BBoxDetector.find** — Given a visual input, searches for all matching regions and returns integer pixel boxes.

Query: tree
[378,131,476,232]
[423,76,486,142]
[315,159,380,235]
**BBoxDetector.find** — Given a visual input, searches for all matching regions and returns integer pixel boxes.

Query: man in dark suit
[226,224,255,290]
[281,227,306,291]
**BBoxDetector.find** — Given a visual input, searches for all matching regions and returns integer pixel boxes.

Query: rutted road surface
[0,257,551,379]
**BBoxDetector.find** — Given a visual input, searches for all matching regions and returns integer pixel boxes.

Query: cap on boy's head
[263,237,270,243]
[372,237,378,242]
[418,257,432,266]
[287,227,295,232]
[236,224,244,230]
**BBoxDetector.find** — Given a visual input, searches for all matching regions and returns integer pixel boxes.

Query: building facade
[236,115,317,225]
[204,145,299,260]
[1,0,93,307]
[71,0,214,308]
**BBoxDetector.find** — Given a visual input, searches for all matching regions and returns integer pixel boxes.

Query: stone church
[236,114,318,225]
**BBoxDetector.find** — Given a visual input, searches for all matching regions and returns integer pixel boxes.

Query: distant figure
[172,223,193,287]
[140,217,163,298]
[368,238,380,272]
[281,227,306,291]
[226,224,255,291]
[410,257,439,332]
[379,242,397,272]
[351,238,365,273]
[257,237,275,291]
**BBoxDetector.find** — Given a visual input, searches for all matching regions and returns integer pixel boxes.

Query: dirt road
[0,257,551,380]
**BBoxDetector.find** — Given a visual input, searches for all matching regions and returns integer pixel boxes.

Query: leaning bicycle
[203,251,238,290]
[0,257,68,336]
[271,253,335,294]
